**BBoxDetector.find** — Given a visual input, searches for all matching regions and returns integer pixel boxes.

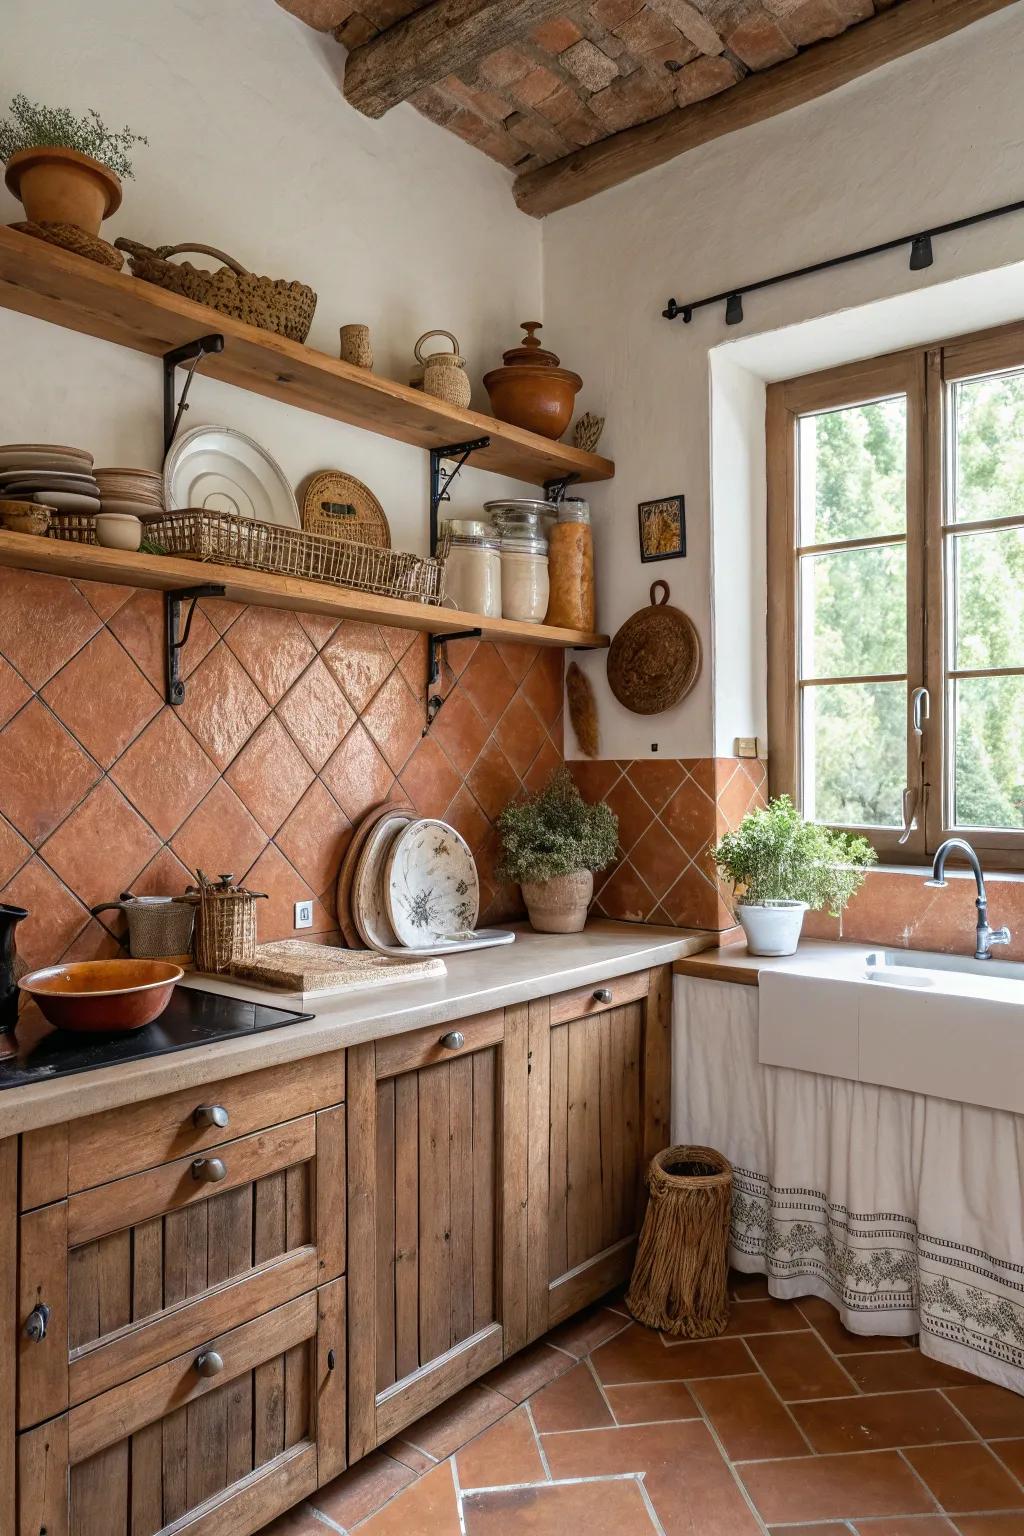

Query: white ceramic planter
[736,900,808,957]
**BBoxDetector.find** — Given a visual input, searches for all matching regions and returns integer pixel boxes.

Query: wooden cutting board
[229,939,444,995]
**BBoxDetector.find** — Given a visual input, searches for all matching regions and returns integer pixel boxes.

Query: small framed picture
[638,494,686,563]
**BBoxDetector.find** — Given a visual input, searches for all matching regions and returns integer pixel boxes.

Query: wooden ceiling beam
[343,0,571,118]
[513,0,1021,217]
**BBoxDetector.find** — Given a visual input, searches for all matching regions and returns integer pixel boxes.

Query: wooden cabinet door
[347,1009,528,1460]
[17,1281,346,1536]
[526,967,671,1340]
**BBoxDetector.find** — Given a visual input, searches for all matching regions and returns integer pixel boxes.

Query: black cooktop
[0,985,314,1091]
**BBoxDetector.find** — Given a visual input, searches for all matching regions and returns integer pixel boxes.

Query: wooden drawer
[18,1281,346,1536]
[20,1050,346,1209]
[18,1106,345,1428]
[548,969,650,1025]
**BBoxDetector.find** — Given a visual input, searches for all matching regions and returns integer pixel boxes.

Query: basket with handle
[114,239,317,342]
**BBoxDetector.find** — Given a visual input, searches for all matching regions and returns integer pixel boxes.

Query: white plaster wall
[544,5,1024,759]
[0,0,543,538]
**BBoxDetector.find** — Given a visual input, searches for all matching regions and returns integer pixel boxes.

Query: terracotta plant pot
[521,870,594,934]
[4,146,122,237]
[484,321,582,441]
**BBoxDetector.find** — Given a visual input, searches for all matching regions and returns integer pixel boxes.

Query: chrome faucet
[925,838,1011,960]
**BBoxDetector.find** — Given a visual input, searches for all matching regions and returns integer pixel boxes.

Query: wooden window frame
[767,318,1024,868]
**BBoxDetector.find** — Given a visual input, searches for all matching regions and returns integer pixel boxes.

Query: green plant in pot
[712,795,875,956]
[498,768,618,934]
[0,96,147,237]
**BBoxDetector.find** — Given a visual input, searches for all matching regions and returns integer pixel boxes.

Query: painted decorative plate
[384,819,480,949]
[352,812,416,952]
[164,425,300,527]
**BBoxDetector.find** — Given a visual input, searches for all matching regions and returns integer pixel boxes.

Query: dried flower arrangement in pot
[712,795,875,957]
[1,95,147,235]
[498,768,618,934]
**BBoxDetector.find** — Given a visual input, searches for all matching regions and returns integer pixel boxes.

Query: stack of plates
[0,443,99,514]
[94,467,164,517]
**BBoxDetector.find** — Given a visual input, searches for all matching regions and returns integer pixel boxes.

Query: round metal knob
[191,1156,227,1183]
[194,1349,224,1378]
[439,1030,465,1051]
[24,1303,49,1343]
[593,988,613,1004]
[192,1104,229,1131]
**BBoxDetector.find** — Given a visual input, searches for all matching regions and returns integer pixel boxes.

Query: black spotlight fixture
[725,291,744,326]
[909,233,934,270]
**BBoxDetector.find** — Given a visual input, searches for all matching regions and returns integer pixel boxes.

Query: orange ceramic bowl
[18,959,183,1033]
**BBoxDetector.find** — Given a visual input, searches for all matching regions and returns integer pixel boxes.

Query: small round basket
[625,1144,733,1339]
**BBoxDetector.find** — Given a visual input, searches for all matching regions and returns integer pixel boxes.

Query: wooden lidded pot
[483,322,582,440]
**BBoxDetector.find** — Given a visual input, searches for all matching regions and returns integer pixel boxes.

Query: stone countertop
[0,922,713,1136]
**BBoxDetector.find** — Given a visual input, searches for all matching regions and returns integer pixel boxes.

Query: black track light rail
[663,196,1024,330]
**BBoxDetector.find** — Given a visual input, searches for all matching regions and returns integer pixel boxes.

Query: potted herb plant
[712,795,875,956]
[498,768,618,934]
[0,96,147,236]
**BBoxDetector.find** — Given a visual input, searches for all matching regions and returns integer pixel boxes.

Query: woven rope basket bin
[625,1144,733,1339]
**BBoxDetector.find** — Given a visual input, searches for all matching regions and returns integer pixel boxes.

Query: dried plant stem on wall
[566,660,598,758]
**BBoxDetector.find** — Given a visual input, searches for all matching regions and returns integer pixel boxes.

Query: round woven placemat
[607,580,701,716]
[301,470,390,549]
[11,220,124,270]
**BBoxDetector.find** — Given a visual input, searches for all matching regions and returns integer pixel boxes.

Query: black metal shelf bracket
[424,437,490,733]
[164,334,225,454]
[165,584,226,706]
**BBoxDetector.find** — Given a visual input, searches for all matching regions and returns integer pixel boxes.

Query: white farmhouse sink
[758,946,1024,1115]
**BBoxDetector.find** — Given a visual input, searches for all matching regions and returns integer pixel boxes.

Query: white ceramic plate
[353,812,415,952]
[384,819,480,950]
[32,491,100,512]
[164,426,299,527]
[373,929,516,959]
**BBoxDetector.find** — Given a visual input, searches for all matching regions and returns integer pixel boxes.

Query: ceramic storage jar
[545,497,595,632]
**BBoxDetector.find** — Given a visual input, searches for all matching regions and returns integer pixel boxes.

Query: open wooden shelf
[0,532,609,649]
[0,227,614,488]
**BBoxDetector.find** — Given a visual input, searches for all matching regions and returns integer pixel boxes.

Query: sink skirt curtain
[674,976,1024,1395]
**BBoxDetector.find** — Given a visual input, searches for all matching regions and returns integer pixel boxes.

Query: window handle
[911,687,930,736]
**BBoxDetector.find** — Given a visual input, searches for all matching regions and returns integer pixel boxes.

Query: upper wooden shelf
[0,532,609,649]
[0,227,614,488]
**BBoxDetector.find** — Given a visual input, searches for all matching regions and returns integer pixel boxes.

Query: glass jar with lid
[500,529,549,624]
[545,497,595,631]
[443,525,502,618]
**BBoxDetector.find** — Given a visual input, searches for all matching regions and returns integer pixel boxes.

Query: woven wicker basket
[114,239,316,343]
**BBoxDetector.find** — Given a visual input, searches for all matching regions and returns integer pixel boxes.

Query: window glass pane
[952,526,1024,670]
[802,681,905,827]
[798,396,907,545]
[953,369,1024,525]
[952,675,1024,830]
[800,543,906,678]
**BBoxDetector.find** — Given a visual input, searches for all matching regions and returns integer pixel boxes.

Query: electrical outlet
[294,899,313,930]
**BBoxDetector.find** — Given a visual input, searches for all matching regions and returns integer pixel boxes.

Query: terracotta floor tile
[904,1443,1024,1512]
[843,1350,980,1394]
[690,1373,810,1460]
[354,1461,462,1535]
[542,1418,762,1535]
[946,1385,1024,1439]
[604,1380,700,1424]
[792,1389,973,1452]
[739,1450,935,1523]
[400,1383,512,1460]
[481,1342,574,1403]
[463,1477,657,1535]
[379,1437,435,1473]
[853,1520,960,1535]
[721,1297,811,1336]
[729,1270,770,1299]
[747,1331,859,1400]
[956,1518,1024,1535]
[798,1295,914,1355]
[311,1451,415,1527]
[456,1405,547,1489]
[591,1322,752,1384]
[530,1362,614,1433]
[545,1303,628,1359]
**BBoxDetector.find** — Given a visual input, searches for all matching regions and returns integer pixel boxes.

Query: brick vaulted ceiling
[276,0,1011,212]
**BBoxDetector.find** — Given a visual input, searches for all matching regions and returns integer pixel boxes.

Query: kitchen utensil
[189,872,266,974]
[352,811,416,951]
[606,580,702,715]
[0,501,51,536]
[340,324,373,369]
[18,959,183,1033]
[115,239,317,343]
[371,928,515,959]
[301,470,390,548]
[228,939,444,996]
[384,819,480,949]
[336,800,414,948]
[90,893,195,961]
[0,904,28,1059]
[483,322,582,440]
[164,425,299,527]
[95,512,142,550]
